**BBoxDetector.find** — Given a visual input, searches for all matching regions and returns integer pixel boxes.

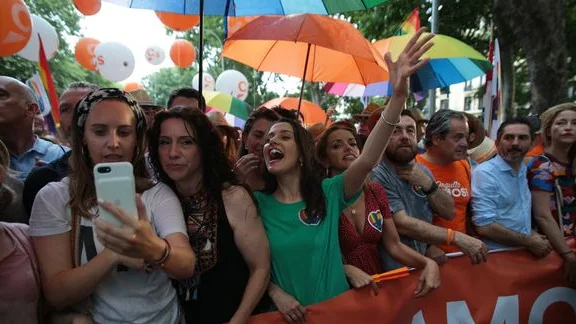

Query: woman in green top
[253,29,435,323]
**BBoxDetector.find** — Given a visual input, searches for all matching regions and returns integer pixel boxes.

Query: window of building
[464,80,473,91]
[464,97,472,111]
[440,99,449,110]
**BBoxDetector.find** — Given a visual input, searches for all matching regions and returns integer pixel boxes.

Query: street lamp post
[427,0,440,117]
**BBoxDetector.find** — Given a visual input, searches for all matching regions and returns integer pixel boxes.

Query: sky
[74,2,300,95]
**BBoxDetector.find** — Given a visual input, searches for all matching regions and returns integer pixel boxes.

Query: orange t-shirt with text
[415,155,471,253]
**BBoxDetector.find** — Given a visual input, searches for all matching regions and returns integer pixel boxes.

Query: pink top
[0,222,40,324]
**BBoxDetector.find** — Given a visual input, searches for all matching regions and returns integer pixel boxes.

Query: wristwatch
[422,181,439,195]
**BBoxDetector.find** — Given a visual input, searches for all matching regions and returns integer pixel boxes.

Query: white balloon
[215,70,249,101]
[192,73,215,91]
[94,42,135,82]
[16,14,59,62]
[144,45,165,65]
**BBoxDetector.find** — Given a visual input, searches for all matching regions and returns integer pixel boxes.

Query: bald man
[0,76,67,181]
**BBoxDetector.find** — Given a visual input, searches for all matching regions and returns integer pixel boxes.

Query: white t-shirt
[29,178,187,324]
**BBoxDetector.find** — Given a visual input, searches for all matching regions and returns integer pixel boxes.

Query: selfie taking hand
[94,194,167,263]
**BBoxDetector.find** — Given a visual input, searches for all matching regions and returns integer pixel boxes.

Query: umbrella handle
[297,43,312,115]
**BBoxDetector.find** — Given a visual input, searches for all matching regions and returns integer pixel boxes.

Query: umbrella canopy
[222,14,388,85]
[203,90,251,120]
[324,33,491,97]
[206,107,246,128]
[104,0,390,98]
[104,0,389,15]
[262,97,329,126]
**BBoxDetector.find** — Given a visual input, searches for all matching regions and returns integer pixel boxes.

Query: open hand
[384,28,435,97]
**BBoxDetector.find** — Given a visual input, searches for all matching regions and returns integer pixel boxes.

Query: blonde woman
[528,103,576,287]
[29,88,195,323]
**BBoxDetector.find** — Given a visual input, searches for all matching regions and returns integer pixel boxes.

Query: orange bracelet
[445,229,452,245]
[451,230,457,244]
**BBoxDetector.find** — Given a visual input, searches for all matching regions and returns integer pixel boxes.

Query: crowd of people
[0,29,575,324]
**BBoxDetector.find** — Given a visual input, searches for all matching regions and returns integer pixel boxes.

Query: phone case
[93,162,137,227]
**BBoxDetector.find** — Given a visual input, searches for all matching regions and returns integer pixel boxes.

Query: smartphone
[93,162,137,227]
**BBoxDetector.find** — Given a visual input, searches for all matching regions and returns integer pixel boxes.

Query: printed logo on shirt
[438,181,468,198]
[367,210,384,232]
[298,208,321,226]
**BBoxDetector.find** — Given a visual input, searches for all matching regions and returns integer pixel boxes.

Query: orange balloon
[75,38,100,71]
[0,0,32,57]
[155,11,200,32]
[124,82,143,93]
[73,0,101,16]
[170,39,196,68]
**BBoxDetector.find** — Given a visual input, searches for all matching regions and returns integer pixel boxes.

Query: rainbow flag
[37,35,60,132]
[395,8,421,35]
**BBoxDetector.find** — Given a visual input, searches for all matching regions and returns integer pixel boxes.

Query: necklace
[351,208,356,215]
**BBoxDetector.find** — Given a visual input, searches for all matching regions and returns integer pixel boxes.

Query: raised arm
[343,29,434,199]
[223,186,270,324]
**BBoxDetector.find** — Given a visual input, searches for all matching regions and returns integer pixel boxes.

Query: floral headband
[75,88,147,137]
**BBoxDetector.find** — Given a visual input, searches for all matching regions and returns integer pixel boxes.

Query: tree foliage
[0,0,116,94]
[142,67,195,106]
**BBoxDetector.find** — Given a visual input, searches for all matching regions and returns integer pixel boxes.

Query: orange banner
[250,242,576,323]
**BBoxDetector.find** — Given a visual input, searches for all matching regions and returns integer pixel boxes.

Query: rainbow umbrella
[324,33,491,97]
[206,107,246,129]
[202,90,251,120]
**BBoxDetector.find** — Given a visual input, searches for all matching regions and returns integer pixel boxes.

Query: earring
[325,168,330,176]
[300,160,304,167]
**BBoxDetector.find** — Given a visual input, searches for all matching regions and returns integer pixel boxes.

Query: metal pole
[198,0,204,92]
[427,0,440,117]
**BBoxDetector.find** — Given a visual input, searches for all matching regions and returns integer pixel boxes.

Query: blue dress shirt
[9,136,68,181]
[471,155,532,250]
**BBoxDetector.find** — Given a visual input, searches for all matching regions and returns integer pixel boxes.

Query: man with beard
[372,110,488,270]
[472,118,552,257]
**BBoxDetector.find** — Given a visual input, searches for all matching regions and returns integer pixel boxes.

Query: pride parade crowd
[0,29,575,324]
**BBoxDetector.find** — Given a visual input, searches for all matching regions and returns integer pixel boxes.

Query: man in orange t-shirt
[416,110,488,264]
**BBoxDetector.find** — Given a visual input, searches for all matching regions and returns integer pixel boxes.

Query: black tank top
[181,194,269,324]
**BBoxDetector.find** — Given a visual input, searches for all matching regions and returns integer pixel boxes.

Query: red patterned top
[339,182,392,275]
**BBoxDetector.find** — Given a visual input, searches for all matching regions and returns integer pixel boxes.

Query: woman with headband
[29,88,195,323]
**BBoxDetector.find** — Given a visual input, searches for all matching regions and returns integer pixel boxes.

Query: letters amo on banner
[249,240,576,324]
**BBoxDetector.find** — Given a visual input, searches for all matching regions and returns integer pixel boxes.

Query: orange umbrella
[222,14,388,110]
[262,97,330,126]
